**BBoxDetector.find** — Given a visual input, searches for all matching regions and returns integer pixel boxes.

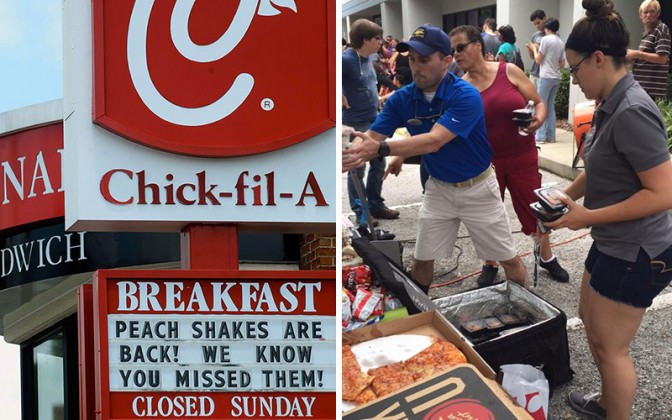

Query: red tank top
[481,61,536,158]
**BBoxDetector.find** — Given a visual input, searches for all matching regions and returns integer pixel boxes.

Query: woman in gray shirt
[547,1,672,419]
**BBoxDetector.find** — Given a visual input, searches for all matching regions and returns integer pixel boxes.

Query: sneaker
[535,139,546,144]
[540,257,570,283]
[477,265,499,287]
[546,138,557,143]
[568,391,606,419]
[371,207,400,220]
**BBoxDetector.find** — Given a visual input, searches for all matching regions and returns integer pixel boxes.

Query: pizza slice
[368,361,414,397]
[353,386,377,404]
[342,345,375,401]
[405,339,467,381]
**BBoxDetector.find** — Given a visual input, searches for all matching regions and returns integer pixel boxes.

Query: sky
[0,0,62,113]
[0,1,63,418]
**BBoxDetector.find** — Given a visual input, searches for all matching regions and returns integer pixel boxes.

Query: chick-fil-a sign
[93,269,337,419]
[93,0,335,157]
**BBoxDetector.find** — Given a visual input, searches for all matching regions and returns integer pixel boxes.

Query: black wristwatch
[378,140,391,157]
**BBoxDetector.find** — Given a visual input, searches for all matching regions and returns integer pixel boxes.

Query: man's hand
[342,131,382,172]
[384,156,404,179]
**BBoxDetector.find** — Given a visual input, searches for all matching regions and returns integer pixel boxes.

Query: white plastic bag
[500,364,549,420]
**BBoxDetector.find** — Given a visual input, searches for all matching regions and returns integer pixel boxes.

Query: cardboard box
[343,365,530,419]
[342,311,531,419]
[343,311,493,378]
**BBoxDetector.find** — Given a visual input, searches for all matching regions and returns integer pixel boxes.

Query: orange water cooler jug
[572,100,596,167]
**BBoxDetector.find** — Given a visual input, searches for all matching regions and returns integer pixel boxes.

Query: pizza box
[342,310,494,378]
[342,364,532,419]
[342,311,531,418]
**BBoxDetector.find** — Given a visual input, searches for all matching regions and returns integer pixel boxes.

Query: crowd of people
[342,0,672,418]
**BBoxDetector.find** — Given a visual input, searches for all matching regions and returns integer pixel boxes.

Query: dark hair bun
[583,0,614,19]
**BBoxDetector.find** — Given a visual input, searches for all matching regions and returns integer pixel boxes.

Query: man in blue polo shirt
[343,25,527,293]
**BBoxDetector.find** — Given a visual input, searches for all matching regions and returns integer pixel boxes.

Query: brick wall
[299,233,336,270]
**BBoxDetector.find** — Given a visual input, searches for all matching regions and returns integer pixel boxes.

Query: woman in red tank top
[448,25,570,286]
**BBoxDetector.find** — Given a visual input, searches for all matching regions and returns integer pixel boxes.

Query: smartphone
[534,187,568,212]
[529,202,567,223]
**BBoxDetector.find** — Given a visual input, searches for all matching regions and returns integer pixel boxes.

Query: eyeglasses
[407,102,445,126]
[569,54,590,76]
[451,40,477,55]
[373,36,382,42]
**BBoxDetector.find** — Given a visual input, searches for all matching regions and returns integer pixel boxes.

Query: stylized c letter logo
[127,0,297,127]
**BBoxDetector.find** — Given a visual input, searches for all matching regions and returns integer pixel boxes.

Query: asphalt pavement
[341,131,672,419]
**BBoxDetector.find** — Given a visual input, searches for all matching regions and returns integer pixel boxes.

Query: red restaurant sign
[0,123,63,231]
[93,269,336,419]
[92,0,335,157]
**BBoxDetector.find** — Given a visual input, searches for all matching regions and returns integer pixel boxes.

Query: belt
[450,165,494,188]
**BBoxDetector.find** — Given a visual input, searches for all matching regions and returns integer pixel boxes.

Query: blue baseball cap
[396,25,452,56]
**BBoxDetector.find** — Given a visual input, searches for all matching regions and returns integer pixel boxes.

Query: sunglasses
[451,40,477,55]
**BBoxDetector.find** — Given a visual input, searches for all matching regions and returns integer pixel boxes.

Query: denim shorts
[585,243,672,308]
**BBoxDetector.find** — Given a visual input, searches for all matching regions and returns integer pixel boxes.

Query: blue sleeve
[370,89,407,137]
[435,85,484,139]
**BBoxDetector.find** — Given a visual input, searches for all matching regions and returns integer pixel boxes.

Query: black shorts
[585,243,672,308]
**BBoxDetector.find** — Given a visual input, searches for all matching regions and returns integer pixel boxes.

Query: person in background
[481,18,501,61]
[495,25,518,64]
[550,1,672,418]
[342,19,400,227]
[449,25,569,287]
[626,0,670,99]
[526,10,547,88]
[386,36,397,57]
[530,17,565,144]
[389,45,410,76]
[343,25,528,293]
[379,40,393,74]
[378,67,413,106]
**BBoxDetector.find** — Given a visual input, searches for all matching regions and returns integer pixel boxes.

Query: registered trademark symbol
[261,98,275,111]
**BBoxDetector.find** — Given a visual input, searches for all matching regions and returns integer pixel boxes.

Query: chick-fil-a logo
[93,0,335,157]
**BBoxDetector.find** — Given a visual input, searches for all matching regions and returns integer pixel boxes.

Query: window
[21,317,79,420]
[443,5,497,34]
[35,334,65,419]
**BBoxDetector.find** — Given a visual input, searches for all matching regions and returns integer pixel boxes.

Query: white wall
[381,1,403,39]
[615,0,645,49]
[401,0,442,39]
